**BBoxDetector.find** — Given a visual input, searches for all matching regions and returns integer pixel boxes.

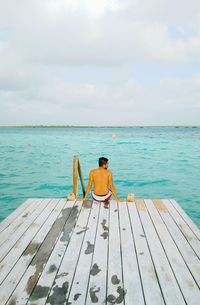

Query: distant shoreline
[0,125,199,128]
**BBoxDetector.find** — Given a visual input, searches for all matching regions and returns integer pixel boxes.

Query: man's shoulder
[107,170,112,175]
[90,168,97,174]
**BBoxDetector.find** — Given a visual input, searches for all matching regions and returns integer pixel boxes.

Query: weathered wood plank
[118,200,145,305]
[169,199,200,240]
[0,198,36,234]
[85,201,110,305]
[45,200,93,305]
[27,200,83,305]
[4,199,76,305]
[155,199,200,287]
[146,199,200,305]
[0,199,61,285]
[0,197,199,305]
[0,198,42,247]
[136,199,186,305]
[163,199,200,258]
[106,199,125,305]
[0,199,50,262]
[127,200,165,305]
[66,200,100,304]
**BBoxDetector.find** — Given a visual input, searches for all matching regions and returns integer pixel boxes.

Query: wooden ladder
[72,155,86,199]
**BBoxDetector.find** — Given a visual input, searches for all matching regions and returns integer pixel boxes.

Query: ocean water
[0,127,199,228]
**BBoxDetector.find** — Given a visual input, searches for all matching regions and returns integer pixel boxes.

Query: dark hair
[99,157,108,167]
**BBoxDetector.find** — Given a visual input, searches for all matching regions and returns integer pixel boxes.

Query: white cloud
[0,0,200,125]
[1,0,200,65]
[1,73,200,125]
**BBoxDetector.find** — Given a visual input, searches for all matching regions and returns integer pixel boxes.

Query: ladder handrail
[73,155,86,198]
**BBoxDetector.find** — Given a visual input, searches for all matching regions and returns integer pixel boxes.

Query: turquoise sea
[0,127,199,228]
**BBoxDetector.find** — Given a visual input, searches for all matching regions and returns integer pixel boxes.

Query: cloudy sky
[0,0,200,126]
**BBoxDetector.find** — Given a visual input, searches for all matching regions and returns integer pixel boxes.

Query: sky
[0,0,200,126]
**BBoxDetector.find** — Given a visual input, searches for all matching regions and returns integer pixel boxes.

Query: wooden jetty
[0,197,199,305]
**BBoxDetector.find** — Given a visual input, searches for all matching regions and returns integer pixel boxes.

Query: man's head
[99,157,108,169]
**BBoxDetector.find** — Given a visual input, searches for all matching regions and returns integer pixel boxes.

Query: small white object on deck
[127,192,135,202]
[67,192,76,201]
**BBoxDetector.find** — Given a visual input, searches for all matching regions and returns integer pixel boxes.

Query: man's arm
[83,170,93,200]
[109,172,119,201]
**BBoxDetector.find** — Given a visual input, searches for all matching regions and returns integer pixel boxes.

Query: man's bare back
[83,157,119,202]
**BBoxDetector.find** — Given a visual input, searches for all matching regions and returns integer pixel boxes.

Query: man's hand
[115,197,124,203]
[80,197,86,201]
[76,197,86,202]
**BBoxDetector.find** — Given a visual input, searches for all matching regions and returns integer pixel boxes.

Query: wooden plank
[118,200,145,305]
[78,157,86,197]
[0,198,42,246]
[163,199,200,258]
[106,199,125,305]
[85,201,110,305]
[66,200,100,304]
[73,155,79,198]
[0,198,36,234]
[27,200,83,305]
[1,197,199,305]
[4,199,77,305]
[169,199,200,240]
[155,199,200,287]
[0,199,50,262]
[0,199,66,304]
[45,200,93,305]
[127,200,165,305]
[0,198,61,284]
[136,199,186,305]
[146,199,200,305]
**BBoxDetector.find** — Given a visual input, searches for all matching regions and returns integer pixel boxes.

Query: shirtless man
[83,157,119,202]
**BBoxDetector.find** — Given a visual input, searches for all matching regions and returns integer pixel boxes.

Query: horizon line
[0,125,200,128]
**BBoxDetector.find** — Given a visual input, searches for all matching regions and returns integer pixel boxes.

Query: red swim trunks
[92,191,112,202]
